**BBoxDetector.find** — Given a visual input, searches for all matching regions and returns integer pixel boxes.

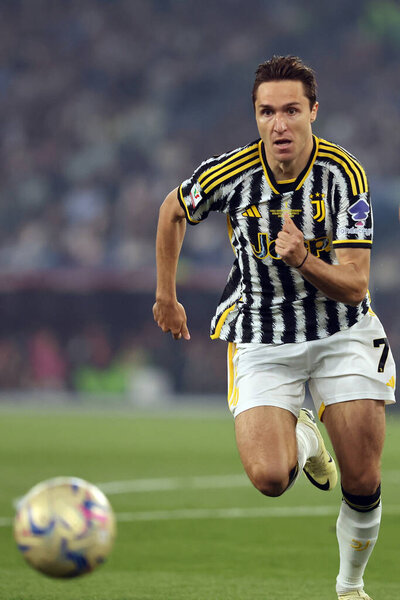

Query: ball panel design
[14,477,116,578]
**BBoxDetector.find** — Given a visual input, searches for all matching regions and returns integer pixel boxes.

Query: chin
[275,151,294,163]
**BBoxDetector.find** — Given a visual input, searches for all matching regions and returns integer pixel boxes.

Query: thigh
[235,406,298,481]
[323,399,385,493]
[308,313,396,421]
[228,342,307,418]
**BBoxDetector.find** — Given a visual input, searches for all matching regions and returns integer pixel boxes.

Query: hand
[152,299,191,340]
[275,214,308,268]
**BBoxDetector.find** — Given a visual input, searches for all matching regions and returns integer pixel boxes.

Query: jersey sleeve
[177,142,261,225]
[331,190,373,249]
[178,160,227,225]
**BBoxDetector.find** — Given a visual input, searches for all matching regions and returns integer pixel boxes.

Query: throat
[273,162,298,182]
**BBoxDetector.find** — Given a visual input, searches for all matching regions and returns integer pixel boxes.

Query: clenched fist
[153,299,191,340]
[275,214,308,268]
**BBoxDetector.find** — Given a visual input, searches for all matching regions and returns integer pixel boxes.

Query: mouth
[273,138,292,150]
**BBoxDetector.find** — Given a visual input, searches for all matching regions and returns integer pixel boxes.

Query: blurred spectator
[0,0,398,274]
[28,329,67,389]
[0,337,27,389]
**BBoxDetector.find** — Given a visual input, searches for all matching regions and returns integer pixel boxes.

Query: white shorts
[227,312,396,420]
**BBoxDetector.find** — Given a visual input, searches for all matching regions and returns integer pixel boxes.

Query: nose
[273,114,287,133]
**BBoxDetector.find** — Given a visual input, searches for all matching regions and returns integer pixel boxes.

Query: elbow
[346,296,364,307]
[341,264,369,306]
[346,283,369,307]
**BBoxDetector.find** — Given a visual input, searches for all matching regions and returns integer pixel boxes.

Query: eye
[261,108,273,117]
[287,107,298,115]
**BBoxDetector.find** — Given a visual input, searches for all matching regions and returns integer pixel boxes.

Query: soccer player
[153,55,396,599]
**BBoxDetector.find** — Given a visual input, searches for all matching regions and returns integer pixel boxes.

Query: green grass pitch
[0,406,399,599]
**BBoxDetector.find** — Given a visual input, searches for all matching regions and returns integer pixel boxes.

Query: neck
[273,161,300,181]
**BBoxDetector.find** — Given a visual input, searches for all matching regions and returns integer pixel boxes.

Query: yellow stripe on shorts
[227,342,239,409]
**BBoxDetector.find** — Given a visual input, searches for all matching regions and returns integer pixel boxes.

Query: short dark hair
[252,55,317,109]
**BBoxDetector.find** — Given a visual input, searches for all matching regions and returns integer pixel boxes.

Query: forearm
[155,200,186,303]
[298,252,369,306]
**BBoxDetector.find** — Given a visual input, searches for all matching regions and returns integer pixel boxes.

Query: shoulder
[315,137,368,195]
[195,139,262,196]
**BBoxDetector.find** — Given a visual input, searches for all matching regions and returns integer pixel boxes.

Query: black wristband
[295,250,309,269]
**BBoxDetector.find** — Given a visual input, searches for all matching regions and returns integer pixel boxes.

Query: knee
[248,464,292,497]
[341,471,381,496]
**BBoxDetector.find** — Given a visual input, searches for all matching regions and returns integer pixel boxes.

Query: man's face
[254,80,318,167]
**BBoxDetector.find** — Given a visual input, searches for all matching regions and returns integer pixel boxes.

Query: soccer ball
[13,476,116,578]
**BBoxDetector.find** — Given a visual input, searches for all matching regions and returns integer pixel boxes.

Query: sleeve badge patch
[189,184,202,209]
[348,198,370,227]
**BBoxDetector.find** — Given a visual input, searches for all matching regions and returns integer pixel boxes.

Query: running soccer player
[153,55,396,600]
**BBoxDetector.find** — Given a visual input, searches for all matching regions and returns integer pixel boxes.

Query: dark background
[0,0,398,403]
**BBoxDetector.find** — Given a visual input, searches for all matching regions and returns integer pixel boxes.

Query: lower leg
[323,400,385,596]
[293,408,337,492]
[336,486,382,595]
[284,410,319,491]
[296,414,319,469]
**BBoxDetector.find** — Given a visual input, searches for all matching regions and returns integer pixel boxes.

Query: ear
[310,101,319,123]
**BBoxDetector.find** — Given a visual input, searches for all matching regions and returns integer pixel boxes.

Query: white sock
[286,420,319,490]
[296,420,319,468]
[336,500,382,594]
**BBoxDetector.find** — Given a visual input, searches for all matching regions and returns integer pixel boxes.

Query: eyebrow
[258,101,302,110]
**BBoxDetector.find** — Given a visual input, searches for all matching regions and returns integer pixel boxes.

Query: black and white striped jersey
[178,135,372,344]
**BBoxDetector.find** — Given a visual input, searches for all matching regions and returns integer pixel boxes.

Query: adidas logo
[386,376,395,389]
[242,205,261,217]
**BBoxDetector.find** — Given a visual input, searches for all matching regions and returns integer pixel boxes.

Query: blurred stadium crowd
[0,0,398,399]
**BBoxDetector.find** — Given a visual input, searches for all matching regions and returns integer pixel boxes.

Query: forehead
[255,80,308,107]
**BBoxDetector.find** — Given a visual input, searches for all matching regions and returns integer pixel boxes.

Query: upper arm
[160,187,186,222]
[335,247,370,285]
